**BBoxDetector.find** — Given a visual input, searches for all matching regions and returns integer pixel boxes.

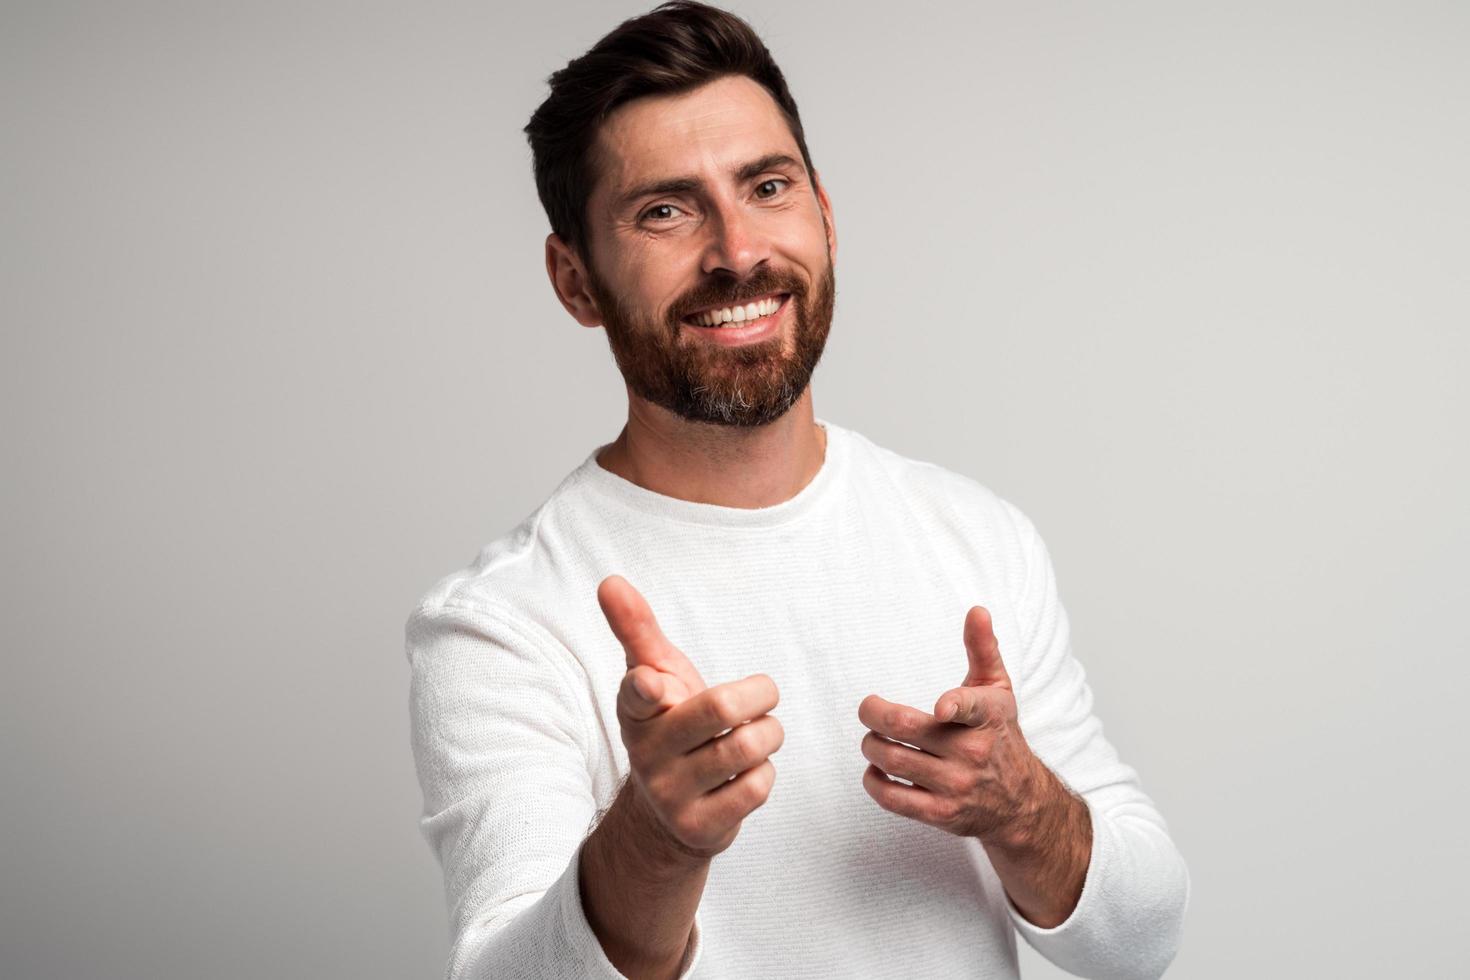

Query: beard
[585,249,836,428]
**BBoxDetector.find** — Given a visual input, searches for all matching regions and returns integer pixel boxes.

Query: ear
[812,169,837,264]
[544,232,604,328]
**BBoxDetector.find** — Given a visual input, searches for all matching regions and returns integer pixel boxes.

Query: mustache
[673,271,805,320]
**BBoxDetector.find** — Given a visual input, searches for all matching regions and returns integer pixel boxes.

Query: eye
[640,202,684,224]
[755,178,788,199]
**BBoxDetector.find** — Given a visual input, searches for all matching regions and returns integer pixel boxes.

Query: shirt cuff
[560,837,705,979]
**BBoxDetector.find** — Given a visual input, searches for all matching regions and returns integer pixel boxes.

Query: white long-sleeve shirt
[406,418,1190,979]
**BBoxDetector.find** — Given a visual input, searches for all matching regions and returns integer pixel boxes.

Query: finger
[857,694,946,754]
[691,758,777,829]
[598,575,673,670]
[862,763,940,825]
[681,715,784,794]
[618,666,674,723]
[597,575,707,695]
[662,674,781,756]
[934,685,1002,727]
[859,730,948,791]
[962,605,1012,691]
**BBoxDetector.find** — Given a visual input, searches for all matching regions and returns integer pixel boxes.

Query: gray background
[3,1,1466,977]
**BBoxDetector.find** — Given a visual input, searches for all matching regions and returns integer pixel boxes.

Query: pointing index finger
[597,574,670,668]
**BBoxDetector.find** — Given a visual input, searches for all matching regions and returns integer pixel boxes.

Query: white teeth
[694,295,784,327]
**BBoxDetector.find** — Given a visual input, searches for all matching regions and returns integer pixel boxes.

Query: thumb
[934,685,1004,727]
[618,665,679,723]
[961,605,1013,691]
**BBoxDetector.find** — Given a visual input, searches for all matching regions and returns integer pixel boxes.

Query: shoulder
[404,462,601,666]
[406,506,539,628]
[403,502,600,742]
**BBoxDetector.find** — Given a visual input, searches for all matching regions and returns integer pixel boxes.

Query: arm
[998,503,1192,980]
[579,778,710,978]
[407,598,703,980]
[981,753,1093,929]
[584,573,783,978]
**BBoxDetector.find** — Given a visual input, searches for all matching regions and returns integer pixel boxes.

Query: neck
[595,388,827,509]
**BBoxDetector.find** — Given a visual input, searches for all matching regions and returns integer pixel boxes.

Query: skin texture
[858,605,1093,928]
[581,575,781,978]
[548,74,1092,976]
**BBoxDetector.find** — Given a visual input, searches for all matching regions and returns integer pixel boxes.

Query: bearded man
[406,3,1190,978]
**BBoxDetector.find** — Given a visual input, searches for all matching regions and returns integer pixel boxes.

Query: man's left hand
[858,605,1052,848]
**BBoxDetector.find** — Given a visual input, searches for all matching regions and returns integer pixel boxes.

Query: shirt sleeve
[406,598,704,980]
[998,504,1191,980]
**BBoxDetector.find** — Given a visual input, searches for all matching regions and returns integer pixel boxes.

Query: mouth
[681,292,790,329]
[680,292,791,347]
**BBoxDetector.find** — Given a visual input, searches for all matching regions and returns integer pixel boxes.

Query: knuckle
[669,809,702,844]
[719,725,756,768]
[749,762,776,804]
[642,770,675,812]
[708,688,740,727]
[963,736,993,766]
[719,794,752,829]
[738,720,764,753]
[735,767,772,813]
[940,771,971,798]
[862,765,884,795]
[961,764,985,791]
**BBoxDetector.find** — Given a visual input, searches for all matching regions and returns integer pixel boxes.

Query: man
[406,3,1190,978]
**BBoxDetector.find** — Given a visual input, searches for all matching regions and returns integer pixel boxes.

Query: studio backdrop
[2,2,1466,978]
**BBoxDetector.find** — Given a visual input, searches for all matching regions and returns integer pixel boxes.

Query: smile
[682,293,789,328]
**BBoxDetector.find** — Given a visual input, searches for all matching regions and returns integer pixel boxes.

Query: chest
[582,525,1025,795]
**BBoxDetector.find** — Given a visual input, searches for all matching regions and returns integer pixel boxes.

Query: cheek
[630,258,703,318]
[780,233,832,283]
[779,203,830,254]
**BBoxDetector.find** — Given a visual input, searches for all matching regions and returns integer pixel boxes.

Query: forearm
[579,779,711,979]
[983,757,1093,929]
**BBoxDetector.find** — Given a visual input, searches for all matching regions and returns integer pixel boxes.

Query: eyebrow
[615,153,805,211]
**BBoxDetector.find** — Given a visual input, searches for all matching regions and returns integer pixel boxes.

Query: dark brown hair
[523,1,817,264]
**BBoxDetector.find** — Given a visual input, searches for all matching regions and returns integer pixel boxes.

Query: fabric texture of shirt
[406,417,1190,979]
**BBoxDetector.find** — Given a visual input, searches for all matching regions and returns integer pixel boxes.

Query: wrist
[990,754,1076,855]
[979,758,1093,929]
[618,776,719,870]
[580,783,709,977]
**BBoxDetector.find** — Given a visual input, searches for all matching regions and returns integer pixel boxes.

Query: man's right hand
[597,574,783,859]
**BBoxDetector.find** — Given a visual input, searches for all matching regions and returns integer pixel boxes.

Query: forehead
[590,74,802,210]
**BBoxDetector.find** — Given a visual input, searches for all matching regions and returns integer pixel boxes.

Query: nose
[700,198,772,281]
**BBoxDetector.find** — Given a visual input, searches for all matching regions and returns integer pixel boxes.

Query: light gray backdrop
[3,1,1466,978]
